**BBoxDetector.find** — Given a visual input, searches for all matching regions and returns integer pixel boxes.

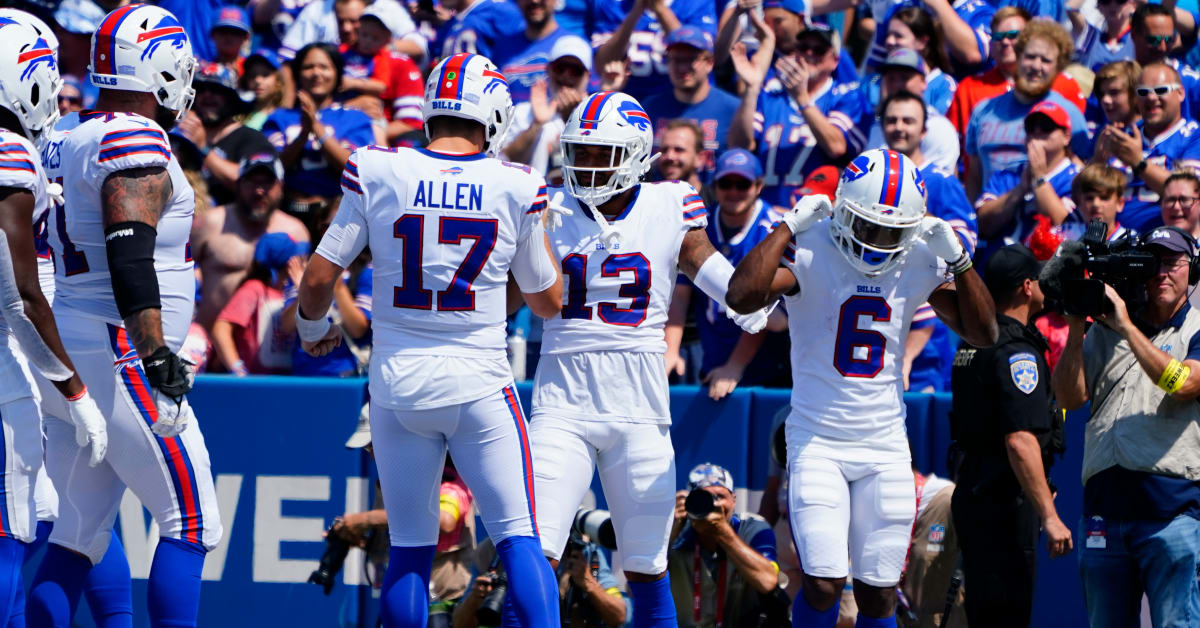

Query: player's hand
[783,194,833,235]
[544,190,573,232]
[703,363,745,400]
[66,387,107,467]
[920,216,970,274]
[665,351,686,378]
[302,324,344,357]
[1043,515,1073,558]
[142,347,194,438]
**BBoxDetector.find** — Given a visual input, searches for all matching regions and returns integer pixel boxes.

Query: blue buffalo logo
[617,100,651,131]
[843,154,870,182]
[914,168,928,199]
[18,38,56,82]
[136,15,188,60]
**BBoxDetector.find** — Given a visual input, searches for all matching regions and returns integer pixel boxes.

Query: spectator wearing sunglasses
[946,8,1085,165]
[643,26,740,184]
[728,23,869,209]
[57,76,84,116]
[1095,63,1200,233]
[964,20,1090,207]
[977,101,1082,244]
[1132,3,1200,122]
[666,149,785,400]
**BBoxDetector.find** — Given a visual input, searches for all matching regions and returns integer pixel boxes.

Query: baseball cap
[253,233,303,269]
[688,462,734,492]
[797,22,840,56]
[763,0,808,15]
[880,48,927,75]
[797,164,839,202]
[345,404,371,449]
[362,2,406,37]
[665,25,713,54]
[245,48,282,71]
[548,35,593,72]
[714,148,763,181]
[984,244,1044,295]
[239,153,285,180]
[194,62,249,109]
[1025,100,1071,133]
[212,6,250,34]
[1143,226,1197,256]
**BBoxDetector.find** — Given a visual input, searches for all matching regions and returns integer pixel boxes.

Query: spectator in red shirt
[339,3,425,143]
[212,232,306,375]
[945,6,1085,164]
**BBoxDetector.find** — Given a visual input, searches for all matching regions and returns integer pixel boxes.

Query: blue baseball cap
[254,233,304,270]
[714,149,763,182]
[880,47,927,75]
[239,152,285,180]
[245,48,282,70]
[213,6,250,34]
[665,25,713,54]
[763,0,807,15]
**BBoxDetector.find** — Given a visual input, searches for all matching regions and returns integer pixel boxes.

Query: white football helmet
[830,148,928,276]
[88,4,196,119]
[0,9,58,59]
[560,91,655,209]
[422,53,513,157]
[0,20,61,149]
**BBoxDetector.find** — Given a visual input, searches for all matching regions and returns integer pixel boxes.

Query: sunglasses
[1144,33,1176,46]
[58,95,81,105]
[1097,0,1128,6]
[1136,83,1182,97]
[991,29,1020,42]
[716,178,752,190]
[796,41,831,56]
[1025,119,1061,134]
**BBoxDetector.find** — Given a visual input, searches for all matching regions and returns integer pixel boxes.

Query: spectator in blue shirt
[1087,60,1141,137]
[668,463,780,626]
[1132,3,1200,122]
[1069,0,1136,73]
[869,6,958,115]
[492,0,573,103]
[263,43,376,229]
[591,0,718,102]
[666,149,783,400]
[643,26,740,183]
[437,0,526,60]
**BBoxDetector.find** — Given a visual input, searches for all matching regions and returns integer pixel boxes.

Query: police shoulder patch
[1008,351,1039,395]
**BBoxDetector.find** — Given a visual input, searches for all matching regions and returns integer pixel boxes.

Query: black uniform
[948,315,1061,628]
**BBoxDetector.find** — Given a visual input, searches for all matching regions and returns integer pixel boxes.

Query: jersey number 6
[833,295,891,378]
[392,213,497,311]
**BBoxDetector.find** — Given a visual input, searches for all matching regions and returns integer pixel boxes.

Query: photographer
[667,463,781,627]
[1051,225,1200,626]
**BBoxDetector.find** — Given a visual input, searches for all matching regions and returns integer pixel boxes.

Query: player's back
[49,111,195,349]
[350,146,547,356]
[540,180,707,355]
[0,128,48,405]
[782,223,948,454]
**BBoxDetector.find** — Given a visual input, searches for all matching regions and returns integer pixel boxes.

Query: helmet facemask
[829,196,923,276]
[562,136,641,210]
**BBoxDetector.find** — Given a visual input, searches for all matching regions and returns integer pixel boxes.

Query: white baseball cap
[548,35,593,72]
[345,403,371,449]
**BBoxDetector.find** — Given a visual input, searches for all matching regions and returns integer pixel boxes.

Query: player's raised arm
[924,217,1000,347]
[727,195,830,313]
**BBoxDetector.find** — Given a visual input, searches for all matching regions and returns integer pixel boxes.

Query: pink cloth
[216,280,289,374]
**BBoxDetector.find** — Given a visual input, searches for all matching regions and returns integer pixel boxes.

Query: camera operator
[667,463,781,627]
[453,532,627,628]
[950,244,1072,628]
[1051,225,1200,626]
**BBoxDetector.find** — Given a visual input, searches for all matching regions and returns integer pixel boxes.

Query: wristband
[65,385,88,403]
[1133,159,1149,177]
[296,308,332,342]
[948,252,973,275]
[1158,358,1190,394]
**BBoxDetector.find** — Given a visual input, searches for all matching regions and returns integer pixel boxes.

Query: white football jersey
[540,181,708,355]
[35,112,82,302]
[315,147,555,409]
[782,221,948,457]
[0,129,49,405]
[48,112,195,350]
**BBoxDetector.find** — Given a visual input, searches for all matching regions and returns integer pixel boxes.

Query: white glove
[727,300,778,334]
[66,388,107,467]
[920,216,971,274]
[544,190,573,232]
[151,394,193,438]
[782,195,833,235]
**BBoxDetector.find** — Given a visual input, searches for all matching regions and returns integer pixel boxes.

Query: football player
[297,53,562,627]
[528,91,770,626]
[28,6,222,627]
[0,18,107,625]
[726,148,998,628]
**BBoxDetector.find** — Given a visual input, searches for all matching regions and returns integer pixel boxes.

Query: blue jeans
[1078,514,1200,627]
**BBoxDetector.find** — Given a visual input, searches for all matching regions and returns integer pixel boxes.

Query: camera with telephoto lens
[1046,219,1156,317]
[476,555,508,625]
[562,531,605,626]
[309,519,351,595]
[572,508,617,551]
[685,487,722,518]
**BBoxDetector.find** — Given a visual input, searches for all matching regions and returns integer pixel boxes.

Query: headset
[1142,225,1200,286]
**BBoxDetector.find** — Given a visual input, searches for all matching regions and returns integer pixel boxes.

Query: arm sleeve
[510,180,557,292]
[314,158,370,267]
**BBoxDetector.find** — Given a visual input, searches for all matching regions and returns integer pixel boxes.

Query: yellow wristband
[1158,359,1190,394]
[439,494,460,521]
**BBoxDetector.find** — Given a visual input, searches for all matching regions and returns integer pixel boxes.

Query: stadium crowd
[5,0,1200,624]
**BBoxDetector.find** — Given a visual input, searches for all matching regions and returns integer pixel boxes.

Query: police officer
[948,244,1072,628]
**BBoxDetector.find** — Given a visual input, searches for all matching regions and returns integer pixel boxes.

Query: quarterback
[727,148,997,628]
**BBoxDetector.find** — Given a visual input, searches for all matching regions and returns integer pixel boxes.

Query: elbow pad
[104,222,160,319]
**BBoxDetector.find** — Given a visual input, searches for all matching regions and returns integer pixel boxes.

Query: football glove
[782,195,833,235]
[920,216,971,274]
[142,347,193,438]
[727,300,777,334]
[66,387,107,467]
[545,190,573,232]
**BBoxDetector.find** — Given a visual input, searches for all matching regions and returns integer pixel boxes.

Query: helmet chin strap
[583,200,623,248]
